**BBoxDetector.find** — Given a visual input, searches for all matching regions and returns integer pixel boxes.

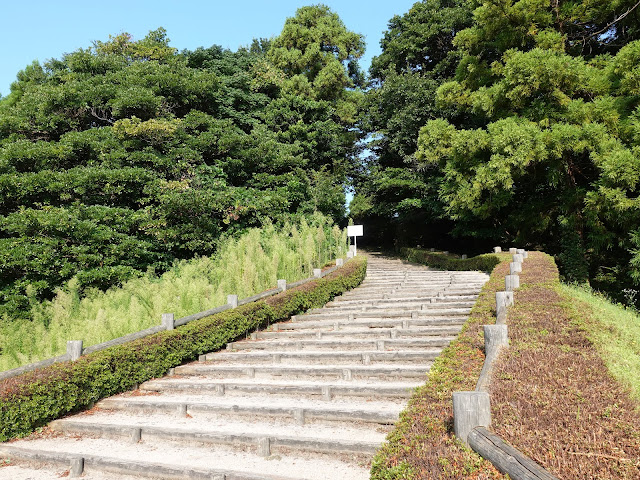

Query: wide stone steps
[325,295,478,307]
[315,301,476,312]
[336,288,482,298]
[0,253,488,480]
[271,317,467,331]
[96,395,403,425]
[50,418,383,456]
[250,325,462,339]
[225,337,456,351]
[289,308,471,321]
[201,349,441,365]
[171,363,430,381]
[0,442,369,480]
[140,378,422,399]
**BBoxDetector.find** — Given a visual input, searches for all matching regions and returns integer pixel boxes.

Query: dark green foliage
[0,14,364,319]
[362,0,640,305]
[370,0,473,81]
[401,248,500,272]
[0,256,367,442]
[355,0,474,247]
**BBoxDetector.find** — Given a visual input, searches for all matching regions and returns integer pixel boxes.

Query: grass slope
[562,283,640,403]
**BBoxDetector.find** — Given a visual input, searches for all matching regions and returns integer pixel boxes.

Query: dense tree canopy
[0,7,365,320]
[353,0,474,247]
[358,0,640,304]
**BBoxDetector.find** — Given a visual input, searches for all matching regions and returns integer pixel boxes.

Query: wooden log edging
[468,427,559,480]
[0,259,347,382]
[453,248,560,480]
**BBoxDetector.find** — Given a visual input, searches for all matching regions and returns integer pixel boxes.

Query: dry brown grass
[491,252,640,479]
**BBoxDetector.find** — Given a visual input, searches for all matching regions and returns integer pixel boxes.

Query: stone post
[461,254,468,260]
[483,324,508,358]
[227,294,238,308]
[67,341,83,361]
[313,268,322,278]
[513,253,524,263]
[493,247,502,253]
[162,313,175,331]
[509,262,522,274]
[277,279,287,292]
[505,275,520,291]
[495,291,512,324]
[336,258,344,267]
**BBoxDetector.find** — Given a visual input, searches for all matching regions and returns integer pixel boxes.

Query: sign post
[347,225,363,256]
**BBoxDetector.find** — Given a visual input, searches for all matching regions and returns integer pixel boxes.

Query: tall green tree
[354,0,474,247]
[0,14,364,320]
[267,4,365,101]
[413,0,640,300]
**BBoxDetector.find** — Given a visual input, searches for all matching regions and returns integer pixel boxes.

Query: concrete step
[97,395,403,425]
[325,295,478,306]
[202,349,441,365]
[270,316,467,331]
[252,326,462,339]
[0,442,370,480]
[225,337,455,352]
[172,363,431,381]
[50,418,383,456]
[316,301,476,312]
[338,287,483,296]
[140,378,421,399]
[291,308,471,321]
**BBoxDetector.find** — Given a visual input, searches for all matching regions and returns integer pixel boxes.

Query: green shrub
[0,215,347,371]
[0,256,366,442]
[401,248,500,272]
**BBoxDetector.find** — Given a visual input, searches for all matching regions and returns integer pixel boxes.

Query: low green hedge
[401,248,500,272]
[0,256,367,442]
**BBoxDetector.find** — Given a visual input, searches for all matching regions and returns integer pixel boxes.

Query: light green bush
[0,214,347,371]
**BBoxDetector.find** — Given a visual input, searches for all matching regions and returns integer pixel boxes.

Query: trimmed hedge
[0,256,367,442]
[401,248,500,272]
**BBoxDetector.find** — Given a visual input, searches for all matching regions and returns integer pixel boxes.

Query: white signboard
[347,225,363,237]
[347,225,363,256]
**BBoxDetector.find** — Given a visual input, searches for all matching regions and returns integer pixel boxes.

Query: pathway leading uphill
[0,254,489,480]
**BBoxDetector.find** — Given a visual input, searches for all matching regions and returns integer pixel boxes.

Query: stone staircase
[0,254,489,480]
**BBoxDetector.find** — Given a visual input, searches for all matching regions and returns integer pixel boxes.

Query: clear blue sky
[0,0,417,97]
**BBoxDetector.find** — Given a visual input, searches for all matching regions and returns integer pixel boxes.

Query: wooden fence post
[453,391,491,445]
[67,341,83,361]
